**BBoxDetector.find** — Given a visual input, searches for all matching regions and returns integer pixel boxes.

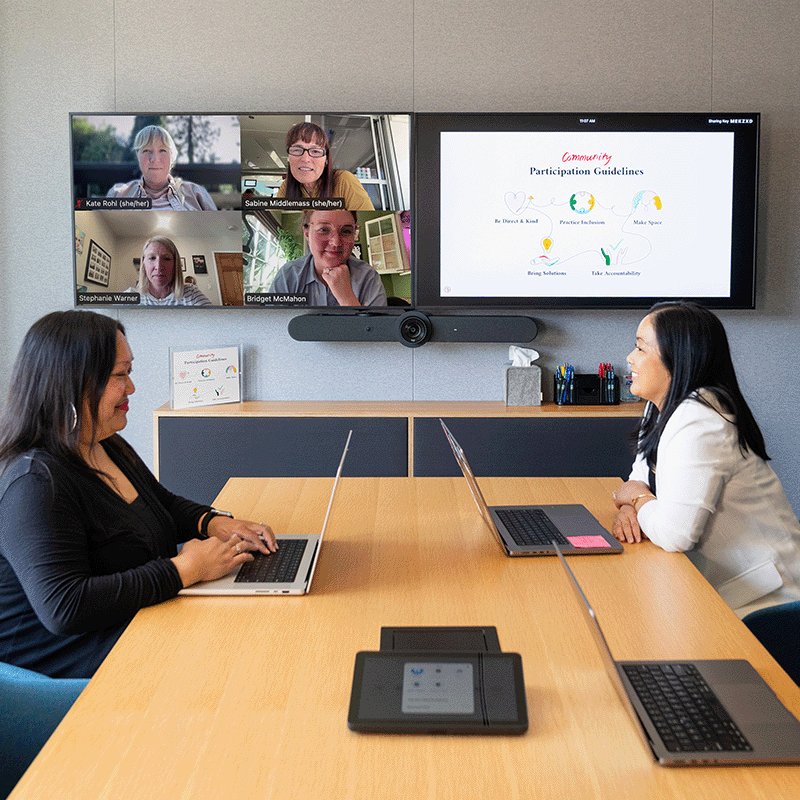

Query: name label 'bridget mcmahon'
[245,293,309,306]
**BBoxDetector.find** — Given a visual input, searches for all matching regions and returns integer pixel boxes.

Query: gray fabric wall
[1,1,798,509]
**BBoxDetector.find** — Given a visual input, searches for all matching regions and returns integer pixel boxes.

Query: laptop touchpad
[715,683,780,724]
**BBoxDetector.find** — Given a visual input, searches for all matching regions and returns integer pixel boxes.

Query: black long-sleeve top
[0,436,209,678]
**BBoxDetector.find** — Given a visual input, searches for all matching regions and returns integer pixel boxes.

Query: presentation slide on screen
[439,130,735,298]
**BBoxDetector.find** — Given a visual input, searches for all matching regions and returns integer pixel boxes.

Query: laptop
[554,542,800,765]
[440,420,622,556]
[180,430,351,596]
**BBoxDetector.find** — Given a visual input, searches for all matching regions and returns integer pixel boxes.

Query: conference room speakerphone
[348,651,528,735]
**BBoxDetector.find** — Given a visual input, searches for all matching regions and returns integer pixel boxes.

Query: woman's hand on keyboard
[171,535,255,587]
[207,516,278,554]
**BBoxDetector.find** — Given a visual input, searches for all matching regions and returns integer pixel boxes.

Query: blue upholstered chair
[0,661,89,799]
[742,601,800,687]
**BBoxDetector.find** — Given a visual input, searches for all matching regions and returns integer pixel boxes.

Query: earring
[69,403,77,434]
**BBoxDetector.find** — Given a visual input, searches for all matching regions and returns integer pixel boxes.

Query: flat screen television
[413,112,759,309]
[71,113,412,308]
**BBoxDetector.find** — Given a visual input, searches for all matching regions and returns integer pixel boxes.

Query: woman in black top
[0,311,277,678]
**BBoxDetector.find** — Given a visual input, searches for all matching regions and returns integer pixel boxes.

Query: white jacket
[632,391,800,617]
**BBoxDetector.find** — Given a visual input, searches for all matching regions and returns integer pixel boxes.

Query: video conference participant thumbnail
[108,125,217,210]
[269,209,387,307]
[74,210,241,306]
[276,122,374,211]
[126,236,212,306]
[72,114,241,211]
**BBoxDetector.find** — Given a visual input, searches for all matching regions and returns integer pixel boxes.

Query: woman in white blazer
[612,301,800,617]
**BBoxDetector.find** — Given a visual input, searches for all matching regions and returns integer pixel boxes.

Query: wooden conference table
[11,477,800,800]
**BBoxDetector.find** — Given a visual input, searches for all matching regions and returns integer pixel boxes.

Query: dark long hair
[283,122,337,199]
[637,301,768,470]
[0,310,125,472]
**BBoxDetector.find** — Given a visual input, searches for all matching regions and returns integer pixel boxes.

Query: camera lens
[401,320,423,340]
[397,312,431,347]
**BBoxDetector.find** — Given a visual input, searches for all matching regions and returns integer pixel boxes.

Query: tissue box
[503,365,542,406]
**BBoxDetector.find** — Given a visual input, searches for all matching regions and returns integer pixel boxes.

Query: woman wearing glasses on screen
[126,236,212,306]
[0,311,277,678]
[275,122,374,211]
[269,209,387,307]
[107,125,217,211]
[611,301,800,617]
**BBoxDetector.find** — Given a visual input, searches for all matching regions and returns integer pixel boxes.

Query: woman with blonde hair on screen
[127,236,212,306]
[108,125,217,210]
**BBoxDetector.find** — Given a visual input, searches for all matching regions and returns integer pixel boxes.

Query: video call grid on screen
[71,113,412,309]
[412,112,759,310]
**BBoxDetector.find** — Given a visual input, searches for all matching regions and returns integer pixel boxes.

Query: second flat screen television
[413,112,759,309]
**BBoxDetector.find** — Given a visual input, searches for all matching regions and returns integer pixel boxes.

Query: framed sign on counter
[169,345,241,410]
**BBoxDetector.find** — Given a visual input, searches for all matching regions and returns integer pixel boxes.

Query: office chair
[742,601,800,687]
[0,661,89,799]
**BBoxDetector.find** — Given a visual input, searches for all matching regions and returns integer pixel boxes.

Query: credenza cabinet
[154,401,644,504]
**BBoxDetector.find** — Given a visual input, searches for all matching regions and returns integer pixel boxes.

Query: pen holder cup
[553,373,619,405]
[504,365,542,406]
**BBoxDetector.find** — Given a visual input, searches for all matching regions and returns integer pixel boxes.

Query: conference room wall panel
[412,0,712,112]
[1,1,799,518]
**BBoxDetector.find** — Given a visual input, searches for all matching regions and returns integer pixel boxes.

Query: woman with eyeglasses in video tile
[275,122,374,211]
[270,209,387,307]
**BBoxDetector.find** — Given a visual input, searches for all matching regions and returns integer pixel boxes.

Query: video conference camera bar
[288,310,538,348]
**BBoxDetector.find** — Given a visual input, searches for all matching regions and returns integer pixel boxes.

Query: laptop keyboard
[622,663,752,752]
[495,508,570,546]
[234,539,308,584]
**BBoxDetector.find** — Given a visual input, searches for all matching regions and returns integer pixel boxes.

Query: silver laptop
[440,420,622,556]
[180,430,351,596]
[554,542,800,765]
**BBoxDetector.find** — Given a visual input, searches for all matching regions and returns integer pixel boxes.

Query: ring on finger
[235,543,242,554]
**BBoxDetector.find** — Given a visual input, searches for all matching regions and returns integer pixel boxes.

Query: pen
[602,363,607,403]
[599,363,606,403]
[563,364,573,404]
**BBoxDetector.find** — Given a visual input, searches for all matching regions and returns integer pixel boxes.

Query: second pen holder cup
[554,372,619,405]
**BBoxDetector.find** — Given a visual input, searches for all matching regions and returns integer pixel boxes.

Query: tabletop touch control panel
[348,651,527,735]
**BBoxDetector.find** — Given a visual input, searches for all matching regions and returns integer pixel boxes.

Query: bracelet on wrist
[632,493,656,511]
[199,508,234,539]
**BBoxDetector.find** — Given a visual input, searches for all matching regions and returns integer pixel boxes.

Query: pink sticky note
[566,535,612,549]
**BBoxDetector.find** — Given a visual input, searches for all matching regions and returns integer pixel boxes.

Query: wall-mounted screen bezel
[413,112,759,310]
